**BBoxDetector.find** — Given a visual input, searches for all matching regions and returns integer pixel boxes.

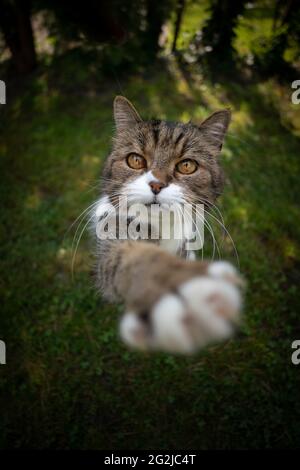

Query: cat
[92,96,243,354]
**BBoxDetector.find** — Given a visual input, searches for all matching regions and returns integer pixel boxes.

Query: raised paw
[119,261,243,354]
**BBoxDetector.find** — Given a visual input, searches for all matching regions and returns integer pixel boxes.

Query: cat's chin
[159,202,173,210]
[134,195,161,207]
[143,201,172,210]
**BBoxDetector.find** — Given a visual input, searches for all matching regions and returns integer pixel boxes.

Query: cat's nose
[149,181,166,195]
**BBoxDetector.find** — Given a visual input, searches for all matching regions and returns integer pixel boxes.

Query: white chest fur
[94,195,198,259]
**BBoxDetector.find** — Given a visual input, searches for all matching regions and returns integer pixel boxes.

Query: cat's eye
[126,153,147,170]
[176,159,198,175]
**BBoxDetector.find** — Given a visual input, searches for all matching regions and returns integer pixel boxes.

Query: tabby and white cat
[93,96,243,354]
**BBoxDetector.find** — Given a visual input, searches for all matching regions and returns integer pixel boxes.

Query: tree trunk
[201,0,247,62]
[172,0,185,53]
[144,0,172,59]
[0,0,36,74]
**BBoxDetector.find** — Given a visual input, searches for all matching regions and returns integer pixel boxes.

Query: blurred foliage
[32,0,176,71]
[0,0,300,450]
[200,0,248,66]
[0,0,299,77]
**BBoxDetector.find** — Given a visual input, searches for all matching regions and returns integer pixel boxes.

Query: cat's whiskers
[79,175,125,195]
[70,186,238,279]
[71,194,128,277]
[183,195,221,260]
[198,197,226,232]
[177,203,201,260]
[71,212,97,280]
[194,206,221,260]
[203,208,240,268]
[186,195,227,258]
[186,194,239,266]
[172,203,185,258]
[68,202,101,260]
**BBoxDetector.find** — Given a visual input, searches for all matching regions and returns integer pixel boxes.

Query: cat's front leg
[120,261,243,354]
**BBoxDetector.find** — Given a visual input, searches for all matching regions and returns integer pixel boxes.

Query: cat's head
[102,96,230,208]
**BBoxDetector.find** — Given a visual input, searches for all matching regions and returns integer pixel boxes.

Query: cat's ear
[113,96,142,132]
[199,110,231,150]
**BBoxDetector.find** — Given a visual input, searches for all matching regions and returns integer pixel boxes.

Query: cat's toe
[208,261,244,287]
[151,294,196,353]
[119,312,149,350]
[149,275,242,354]
[120,273,242,354]
[120,295,199,354]
[179,276,242,342]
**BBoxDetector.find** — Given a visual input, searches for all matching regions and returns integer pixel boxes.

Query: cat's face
[102,96,230,208]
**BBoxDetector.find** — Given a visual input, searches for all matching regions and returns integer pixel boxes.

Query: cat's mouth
[144,198,172,209]
[145,197,159,206]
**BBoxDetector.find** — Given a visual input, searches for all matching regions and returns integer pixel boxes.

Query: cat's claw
[120,262,243,354]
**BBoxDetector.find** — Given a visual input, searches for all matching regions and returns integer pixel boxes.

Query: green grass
[1,48,300,449]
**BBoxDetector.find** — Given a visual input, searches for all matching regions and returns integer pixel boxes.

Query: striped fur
[92,96,242,353]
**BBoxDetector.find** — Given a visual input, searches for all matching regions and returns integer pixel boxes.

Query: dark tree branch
[172,0,185,53]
